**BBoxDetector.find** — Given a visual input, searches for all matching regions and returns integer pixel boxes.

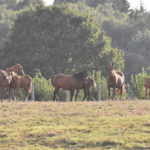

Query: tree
[1,4,124,77]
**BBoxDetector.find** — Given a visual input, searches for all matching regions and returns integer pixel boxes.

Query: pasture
[0,100,150,150]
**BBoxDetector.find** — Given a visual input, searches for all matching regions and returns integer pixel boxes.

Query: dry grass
[0,100,150,149]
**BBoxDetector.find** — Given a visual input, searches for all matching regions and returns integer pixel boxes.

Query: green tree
[1,4,123,77]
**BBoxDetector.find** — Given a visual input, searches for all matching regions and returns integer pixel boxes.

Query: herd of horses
[0,64,32,102]
[1,63,150,102]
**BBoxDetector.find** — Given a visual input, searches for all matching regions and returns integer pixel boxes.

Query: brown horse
[144,78,150,99]
[107,64,125,99]
[8,72,32,101]
[0,70,13,102]
[75,77,96,101]
[5,64,25,76]
[51,71,88,101]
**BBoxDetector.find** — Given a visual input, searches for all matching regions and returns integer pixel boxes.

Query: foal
[107,64,125,99]
[8,72,32,101]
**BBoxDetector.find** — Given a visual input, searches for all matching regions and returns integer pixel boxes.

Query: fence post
[127,84,130,100]
[98,83,102,101]
[66,91,69,102]
[31,82,35,101]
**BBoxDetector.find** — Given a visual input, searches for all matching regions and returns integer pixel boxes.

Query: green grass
[0,100,150,150]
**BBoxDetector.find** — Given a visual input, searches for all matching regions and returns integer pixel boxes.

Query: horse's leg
[75,90,79,101]
[53,87,59,101]
[108,87,111,100]
[112,86,116,100]
[145,88,147,99]
[1,88,6,103]
[8,88,13,102]
[82,89,87,101]
[148,89,150,99]
[87,89,91,101]
[120,86,123,100]
[24,88,29,101]
[14,89,17,102]
[70,90,74,101]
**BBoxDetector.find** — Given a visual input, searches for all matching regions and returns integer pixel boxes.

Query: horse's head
[6,64,25,76]
[108,63,115,75]
[14,64,25,76]
[88,78,96,88]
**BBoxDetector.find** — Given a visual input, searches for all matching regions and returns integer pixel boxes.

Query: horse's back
[51,73,83,90]
[116,70,125,83]
[144,78,150,88]
[20,75,32,87]
[11,73,32,89]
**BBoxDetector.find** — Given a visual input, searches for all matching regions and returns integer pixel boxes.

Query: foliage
[90,71,108,100]
[0,4,123,78]
[32,70,53,101]
[130,68,148,99]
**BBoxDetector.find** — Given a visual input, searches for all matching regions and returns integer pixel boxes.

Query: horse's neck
[111,69,116,77]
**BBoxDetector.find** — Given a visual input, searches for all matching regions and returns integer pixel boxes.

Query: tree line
[0,0,149,91]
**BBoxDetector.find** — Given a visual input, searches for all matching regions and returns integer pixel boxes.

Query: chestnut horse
[107,64,125,99]
[8,72,32,101]
[51,71,88,101]
[0,70,13,102]
[144,78,150,99]
[75,77,96,101]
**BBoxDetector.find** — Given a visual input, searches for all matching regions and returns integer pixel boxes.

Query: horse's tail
[122,84,126,93]
[115,84,126,94]
[51,75,55,86]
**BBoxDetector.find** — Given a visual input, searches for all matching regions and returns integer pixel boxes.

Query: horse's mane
[6,64,22,72]
[73,71,88,80]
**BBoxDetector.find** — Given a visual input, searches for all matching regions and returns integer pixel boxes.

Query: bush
[129,68,148,99]
[32,70,53,101]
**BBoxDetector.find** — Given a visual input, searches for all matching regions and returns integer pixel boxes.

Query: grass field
[0,100,150,150]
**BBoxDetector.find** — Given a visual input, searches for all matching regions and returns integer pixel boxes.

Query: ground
[0,100,150,150]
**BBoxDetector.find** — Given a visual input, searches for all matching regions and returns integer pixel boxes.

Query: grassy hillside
[0,100,150,150]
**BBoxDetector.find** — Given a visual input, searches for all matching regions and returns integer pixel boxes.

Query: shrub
[129,68,148,99]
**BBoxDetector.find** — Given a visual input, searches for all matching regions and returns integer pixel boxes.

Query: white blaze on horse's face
[7,73,13,84]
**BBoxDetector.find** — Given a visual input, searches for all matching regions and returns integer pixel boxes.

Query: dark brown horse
[51,71,88,101]
[0,70,13,102]
[107,64,125,99]
[144,78,150,99]
[8,72,32,101]
[75,77,96,101]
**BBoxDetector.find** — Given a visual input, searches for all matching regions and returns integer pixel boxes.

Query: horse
[5,64,25,76]
[0,70,13,102]
[107,63,125,100]
[144,78,150,99]
[51,70,88,101]
[75,77,96,101]
[8,72,32,101]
